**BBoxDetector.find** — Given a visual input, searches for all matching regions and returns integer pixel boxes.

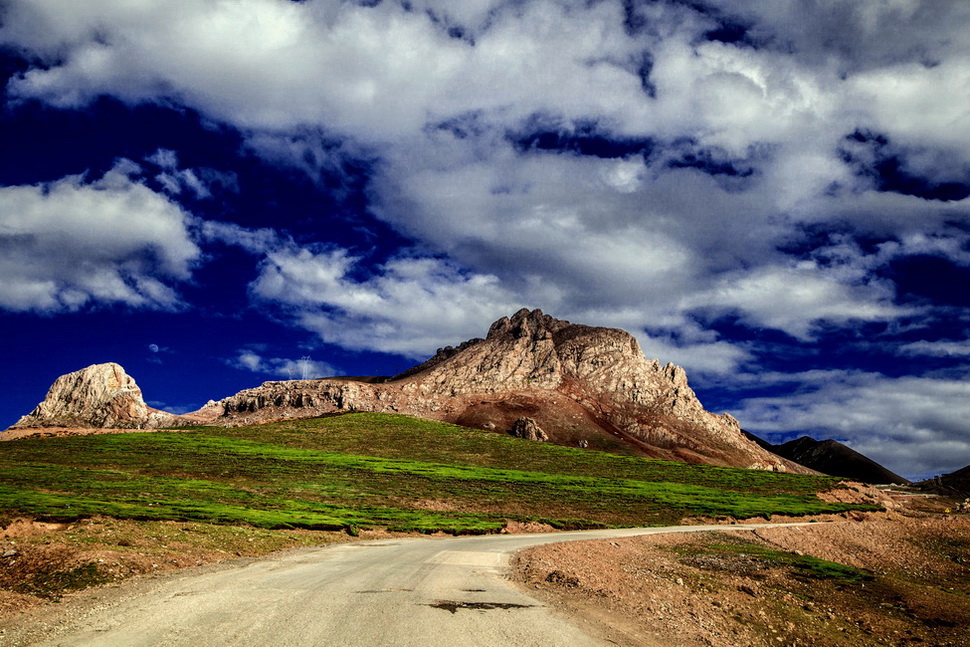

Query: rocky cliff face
[10,363,181,429]
[210,309,808,472]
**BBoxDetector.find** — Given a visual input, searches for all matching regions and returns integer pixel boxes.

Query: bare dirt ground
[0,428,160,442]
[0,517,373,621]
[512,493,970,647]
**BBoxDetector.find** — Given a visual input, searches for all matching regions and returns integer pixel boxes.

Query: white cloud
[850,60,970,155]
[684,262,904,340]
[372,140,920,341]
[5,0,968,180]
[236,232,754,374]
[900,340,970,358]
[733,371,970,478]
[2,0,541,140]
[4,0,970,370]
[0,162,200,312]
[244,131,365,195]
[202,220,283,255]
[146,149,211,199]
[232,349,337,380]
[404,0,506,36]
[705,0,969,72]
[0,0,677,142]
[376,145,736,293]
[700,0,970,170]
[634,333,751,377]
[249,246,522,357]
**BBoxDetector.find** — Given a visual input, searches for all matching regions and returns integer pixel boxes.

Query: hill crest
[10,309,809,473]
[743,432,909,485]
[11,362,180,429]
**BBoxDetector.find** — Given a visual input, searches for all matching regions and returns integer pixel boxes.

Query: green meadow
[0,413,878,533]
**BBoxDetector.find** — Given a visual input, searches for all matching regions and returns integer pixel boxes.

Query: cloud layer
[0,161,199,311]
[4,1,967,337]
[250,246,520,357]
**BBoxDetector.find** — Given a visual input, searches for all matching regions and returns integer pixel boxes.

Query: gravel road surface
[22,523,816,646]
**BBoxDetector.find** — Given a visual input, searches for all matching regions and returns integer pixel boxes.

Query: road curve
[30,522,818,646]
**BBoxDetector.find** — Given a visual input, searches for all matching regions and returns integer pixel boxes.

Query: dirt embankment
[512,500,970,647]
[0,427,162,442]
[0,517,362,620]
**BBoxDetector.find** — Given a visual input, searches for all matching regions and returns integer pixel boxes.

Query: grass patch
[205,413,844,497]
[0,413,877,534]
[679,537,874,584]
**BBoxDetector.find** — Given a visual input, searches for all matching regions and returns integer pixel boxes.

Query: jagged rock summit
[10,362,181,429]
[10,310,810,473]
[215,309,809,472]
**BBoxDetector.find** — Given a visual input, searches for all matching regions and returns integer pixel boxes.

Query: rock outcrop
[208,309,810,472]
[10,363,181,429]
[10,310,811,472]
[510,417,548,442]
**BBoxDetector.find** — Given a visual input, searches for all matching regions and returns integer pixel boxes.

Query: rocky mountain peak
[10,311,812,473]
[10,362,179,430]
[359,310,801,471]
[486,308,568,341]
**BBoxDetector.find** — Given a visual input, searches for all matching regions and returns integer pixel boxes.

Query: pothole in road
[427,600,536,614]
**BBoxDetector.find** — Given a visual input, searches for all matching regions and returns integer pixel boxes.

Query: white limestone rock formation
[10,363,180,429]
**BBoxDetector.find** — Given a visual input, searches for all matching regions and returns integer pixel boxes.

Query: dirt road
[14,523,817,646]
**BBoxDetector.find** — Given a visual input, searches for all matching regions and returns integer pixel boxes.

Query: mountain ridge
[10,308,811,473]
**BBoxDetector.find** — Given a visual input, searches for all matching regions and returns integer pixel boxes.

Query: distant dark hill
[916,464,970,496]
[742,430,778,454]
[743,432,909,485]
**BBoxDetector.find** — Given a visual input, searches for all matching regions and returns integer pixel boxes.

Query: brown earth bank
[0,427,161,442]
[511,499,970,647]
[0,516,388,621]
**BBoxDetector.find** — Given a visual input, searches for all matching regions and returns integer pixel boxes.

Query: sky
[1,0,968,480]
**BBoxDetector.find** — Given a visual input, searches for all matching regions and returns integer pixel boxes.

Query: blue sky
[1,0,968,479]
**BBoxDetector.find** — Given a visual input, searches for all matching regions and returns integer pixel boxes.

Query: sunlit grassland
[0,413,877,533]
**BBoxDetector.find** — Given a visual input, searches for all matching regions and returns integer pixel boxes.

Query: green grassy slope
[0,413,877,533]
